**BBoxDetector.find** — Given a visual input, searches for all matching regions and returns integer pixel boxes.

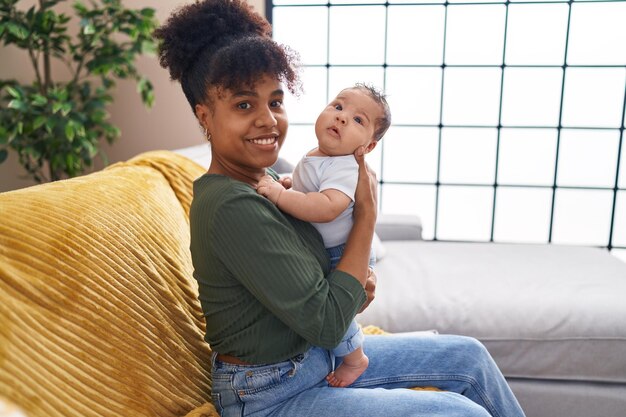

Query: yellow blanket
[0,151,212,417]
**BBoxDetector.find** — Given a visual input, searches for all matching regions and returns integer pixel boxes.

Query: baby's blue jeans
[210,333,526,417]
[326,243,375,357]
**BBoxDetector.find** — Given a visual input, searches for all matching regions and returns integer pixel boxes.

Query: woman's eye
[237,102,251,110]
[270,100,283,108]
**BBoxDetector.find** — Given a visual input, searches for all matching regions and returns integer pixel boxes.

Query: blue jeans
[210,333,526,417]
[326,243,375,358]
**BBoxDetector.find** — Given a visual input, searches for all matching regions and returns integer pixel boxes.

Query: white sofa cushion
[358,241,626,384]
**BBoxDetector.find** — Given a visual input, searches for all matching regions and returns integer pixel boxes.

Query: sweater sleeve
[211,192,366,349]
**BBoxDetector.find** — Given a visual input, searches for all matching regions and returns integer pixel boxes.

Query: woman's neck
[208,157,265,187]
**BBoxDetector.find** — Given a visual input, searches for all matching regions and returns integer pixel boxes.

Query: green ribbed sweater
[189,173,366,364]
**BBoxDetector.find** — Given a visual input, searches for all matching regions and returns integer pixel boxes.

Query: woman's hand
[358,267,377,313]
[353,146,378,222]
[334,146,378,286]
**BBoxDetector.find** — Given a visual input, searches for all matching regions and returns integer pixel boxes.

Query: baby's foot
[326,353,369,388]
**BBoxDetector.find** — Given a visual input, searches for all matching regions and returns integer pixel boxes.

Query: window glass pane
[385,67,442,125]
[382,127,439,183]
[331,0,381,4]
[328,6,386,65]
[380,184,437,239]
[280,124,317,167]
[498,128,557,186]
[613,191,626,247]
[561,68,626,128]
[557,129,620,188]
[437,186,494,241]
[449,0,502,4]
[272,6,328,65]
[390,0,444,4]
[568,2,626,65]
[501,68,563,126]
[618,136,626,189]
[442,68,502,126]
[284,66,328,124]
[274,0,326,4]
[552,189,613,246]
[445,5,506,65]
[368,142,383,177]
[328,67,385,98]
[386,5,444,65]
[494,187,552,243]
[440,128,497,184]
[505,3,568,65]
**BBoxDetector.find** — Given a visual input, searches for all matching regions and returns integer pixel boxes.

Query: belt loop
[211,351,219,368]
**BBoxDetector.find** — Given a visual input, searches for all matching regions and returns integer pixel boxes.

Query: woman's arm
[210,192,366,349]
[334,146,378,286]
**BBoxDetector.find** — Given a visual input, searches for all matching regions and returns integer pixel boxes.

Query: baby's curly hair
[351,83,391,142]
[154,0,300,111]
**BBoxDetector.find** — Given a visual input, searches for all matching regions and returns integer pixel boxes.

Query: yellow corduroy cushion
[0,151,214,417]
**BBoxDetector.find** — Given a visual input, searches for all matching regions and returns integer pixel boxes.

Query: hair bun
[156,0,272,82]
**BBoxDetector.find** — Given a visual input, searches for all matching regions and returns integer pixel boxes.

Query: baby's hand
[257,175,285,205]
[278,175,292,190]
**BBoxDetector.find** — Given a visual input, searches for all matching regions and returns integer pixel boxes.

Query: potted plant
[0,0,158,182]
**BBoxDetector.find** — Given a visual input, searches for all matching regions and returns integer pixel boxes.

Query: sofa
[0,151,218,417]
[359,234,626,417]
[1,148,625,417]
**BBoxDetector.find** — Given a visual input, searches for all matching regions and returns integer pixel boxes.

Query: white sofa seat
[358,239,626,417]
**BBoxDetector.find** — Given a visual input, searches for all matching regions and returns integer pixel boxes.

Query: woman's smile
[247,134,279,146]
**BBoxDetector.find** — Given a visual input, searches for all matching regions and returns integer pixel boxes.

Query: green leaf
[140,39,156,55]
[140,8,155,18]
[60,102,72,116]
[33,115,47,129]
[83,23,95,35]
[74,2,88,15]
[8,99,26,111]
[73,121,85,138]
[65,121,75,142]
[7,23,29,40]
[45,117,56,133]
[31,94,48,106]
[6,86,22,99]
[52,102,63,114]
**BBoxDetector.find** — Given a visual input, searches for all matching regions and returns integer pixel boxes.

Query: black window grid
[268,0,626,252]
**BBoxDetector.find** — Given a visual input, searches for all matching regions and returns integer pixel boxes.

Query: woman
[154,1,526,416]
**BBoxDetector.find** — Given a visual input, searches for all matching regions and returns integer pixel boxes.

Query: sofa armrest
[375,214,423,241]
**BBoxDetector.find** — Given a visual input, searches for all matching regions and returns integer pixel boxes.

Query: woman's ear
[195,103,211,131]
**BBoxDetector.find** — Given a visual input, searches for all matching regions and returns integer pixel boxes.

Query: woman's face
[197,75,288,183]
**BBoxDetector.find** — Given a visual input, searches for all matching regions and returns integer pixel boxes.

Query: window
[269,0,626,259]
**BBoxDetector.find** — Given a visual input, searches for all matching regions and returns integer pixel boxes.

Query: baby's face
[314,88,380,156]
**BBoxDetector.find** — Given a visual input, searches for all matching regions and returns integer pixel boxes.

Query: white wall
[0,0,265,192]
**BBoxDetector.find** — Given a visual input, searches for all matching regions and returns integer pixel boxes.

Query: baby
[257,83,391,387]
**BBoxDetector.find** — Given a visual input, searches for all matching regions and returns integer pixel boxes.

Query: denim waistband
[326,243,346,260]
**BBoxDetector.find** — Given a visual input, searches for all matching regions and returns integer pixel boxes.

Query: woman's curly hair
[154,0,300,111]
